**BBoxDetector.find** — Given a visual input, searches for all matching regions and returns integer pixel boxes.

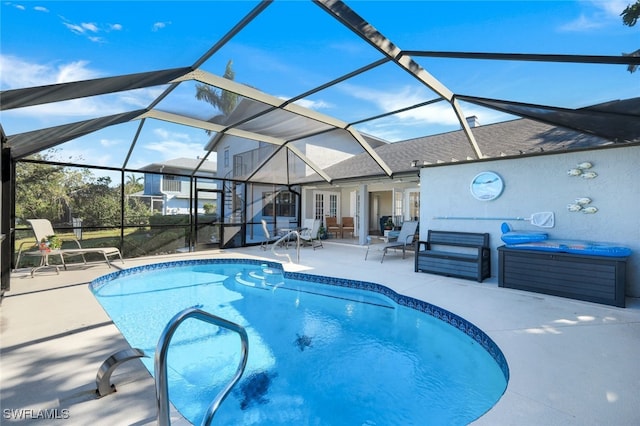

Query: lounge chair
[260,219,279,250]
[299,218,323,250]
[366,221,419,263]
[325,216,342,238]
[15,219,124,271]
[342,216,355,238]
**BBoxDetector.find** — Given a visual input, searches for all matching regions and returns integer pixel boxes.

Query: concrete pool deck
[1,242,639,425]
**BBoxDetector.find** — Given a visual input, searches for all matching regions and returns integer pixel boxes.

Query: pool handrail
[154,307,249,426]
[271,229,301,263]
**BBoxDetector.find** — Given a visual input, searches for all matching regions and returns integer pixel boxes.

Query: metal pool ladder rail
[272,230,301,264]
[155,307,249,426]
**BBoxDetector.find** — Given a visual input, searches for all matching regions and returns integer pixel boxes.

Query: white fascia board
[283,103,347,129]
[451,98,483,159]
[141,110,285,145]
[175,69,285,108]
[177,69,348,130]
[396,55,453,101]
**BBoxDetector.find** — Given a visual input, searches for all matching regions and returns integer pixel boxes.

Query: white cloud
[144,128,207,160]
[559,14,606,31]
[342,83,458,125]
[1,54,161,120]
[99,138,122,148]
[587,0,629,17]
[559,0,629,32]
[61,17,119,42]
[1,55,48,88]
[47,145,113,167]
[81,22,99,33]
[292,98,333,110]
[55,60,99,83]
[63,22,85,35]
[152,21,171,32]
[0,55,98,88]
[34,6,48,13]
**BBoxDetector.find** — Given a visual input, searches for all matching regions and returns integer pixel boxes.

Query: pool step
[235,268,284,288]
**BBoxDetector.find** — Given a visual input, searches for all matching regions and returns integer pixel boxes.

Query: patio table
[22,249,65,277]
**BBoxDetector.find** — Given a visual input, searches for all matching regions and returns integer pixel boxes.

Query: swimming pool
[91,259,508,425]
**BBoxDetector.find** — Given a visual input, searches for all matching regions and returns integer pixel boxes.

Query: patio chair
[299,218,323,250]
[366,221,418,263]
[342,216,355,238]
[260,219,279,251]
[15,219,124,270]
[325,216,342,238]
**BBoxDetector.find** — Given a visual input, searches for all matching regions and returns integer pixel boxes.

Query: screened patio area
[2,0,639,294]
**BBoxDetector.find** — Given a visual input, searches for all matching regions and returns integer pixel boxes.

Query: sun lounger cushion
[504,240,631,257]
[61,247,120,255]
[501,222,631,257]
[500,222,547,244]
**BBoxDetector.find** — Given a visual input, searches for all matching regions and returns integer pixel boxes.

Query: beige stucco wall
[420,145,640,297]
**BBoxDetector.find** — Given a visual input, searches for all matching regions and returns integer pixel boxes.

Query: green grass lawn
[13,226,190,268]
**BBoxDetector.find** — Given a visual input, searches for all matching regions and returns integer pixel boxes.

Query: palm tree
[126,173,143,185]
[124,173,143,195]
[195,60,239,131]
[622,1,640,73]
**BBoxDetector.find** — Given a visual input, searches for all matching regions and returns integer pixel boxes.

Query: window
[409,191,420,221]
[233,155,244,177]
[314,193,324,220]
[329,194,338,217]
[162,175,181,192]
[394,192,403,216]
[224,148,229,168]
[263,191,297,217]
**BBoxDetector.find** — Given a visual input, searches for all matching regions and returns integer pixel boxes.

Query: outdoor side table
[23,249,66,277]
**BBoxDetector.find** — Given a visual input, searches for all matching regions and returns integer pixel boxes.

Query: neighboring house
[136,157,218,215]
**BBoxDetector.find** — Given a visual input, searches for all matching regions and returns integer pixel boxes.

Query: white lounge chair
[299,218,323,250]
[15,219,124,271]
[365,221,419,263]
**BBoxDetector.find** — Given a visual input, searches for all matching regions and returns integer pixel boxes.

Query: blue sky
[1,0,638,175]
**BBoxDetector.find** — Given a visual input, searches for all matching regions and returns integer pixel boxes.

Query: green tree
[622,0,640,26]
[16,153,151,231]
[125,173,144,195]
[203,202,216,214]
[70,176,121,227]
[15,152,88,224]
[195,59,239,132]
[621,0,640,73]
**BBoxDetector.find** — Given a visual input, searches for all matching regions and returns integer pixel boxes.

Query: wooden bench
[414,230,491,282]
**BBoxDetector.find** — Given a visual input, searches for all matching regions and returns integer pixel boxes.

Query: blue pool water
[90,259,508,425]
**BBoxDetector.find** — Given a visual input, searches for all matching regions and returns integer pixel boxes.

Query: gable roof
[139,157,217,176]
[320,118,615,183]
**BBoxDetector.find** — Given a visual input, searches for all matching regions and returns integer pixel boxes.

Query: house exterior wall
[144,173,163,195]
[141,172,220,215]
[419,145,640,297]
[301,183,418,242]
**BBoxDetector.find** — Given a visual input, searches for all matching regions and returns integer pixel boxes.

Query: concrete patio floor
[1,241,639,425]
